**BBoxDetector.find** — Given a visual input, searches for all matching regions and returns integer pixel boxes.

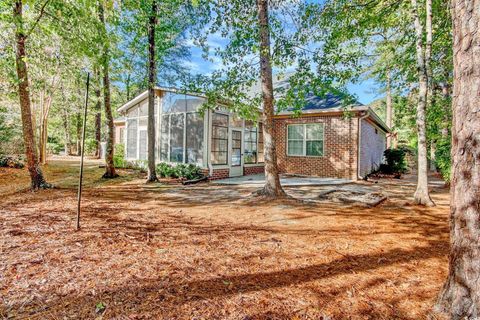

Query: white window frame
[160,93,206,166]
[244,122,264,164]
[287,123,325,157]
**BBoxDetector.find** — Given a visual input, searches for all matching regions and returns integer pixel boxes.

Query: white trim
[357,112,369,179]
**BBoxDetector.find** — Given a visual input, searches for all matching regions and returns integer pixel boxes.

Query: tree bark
[256,0,286,198]
[411,0,435,206]
[39,95,52,164]
[94,70,102,159]
[146,0,158,182]
[385,68,395,148]
[13,0,50,190]
[99,0,117,178]
[435,0,480,317]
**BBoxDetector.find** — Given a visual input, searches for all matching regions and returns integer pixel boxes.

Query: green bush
[156,162,203,180]
[47,142,63,155]
[0,155,25,169]
[156,162,177,178]
[113,144,126,168]
[84,139,98,156]
[379,148,408,174]
[435,138,451,182]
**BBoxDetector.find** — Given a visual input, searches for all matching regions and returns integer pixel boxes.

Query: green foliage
[113,144,126,168]
[156,162,176,178]
[380,148,408,174]
[46,142,63,155]
[156,162,203,180]
[188,0,356,120]
[435,137,451,182]
[84,139,98,156]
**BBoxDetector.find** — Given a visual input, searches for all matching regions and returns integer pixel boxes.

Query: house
[115,86,389,180]
[113,117,126,145]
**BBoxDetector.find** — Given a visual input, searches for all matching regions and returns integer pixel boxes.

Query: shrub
[0,155,25,169]
[379,148,408,174]
[435,138,451,182]
[113,144,126,168]
[47,142,63,155]
[156,162,203,180]
[84,139,98,156]
[156,162,177,178]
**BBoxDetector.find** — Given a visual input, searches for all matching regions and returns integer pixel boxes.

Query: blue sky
[185,42,381,105]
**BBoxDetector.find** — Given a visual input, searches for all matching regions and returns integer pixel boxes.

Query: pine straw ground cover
[1,159,449,319]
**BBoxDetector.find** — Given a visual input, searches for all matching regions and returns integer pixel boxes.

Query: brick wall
[244,165,264,176]
[273,115,359,180]
[209,168,230,180]
[359,119,386,178]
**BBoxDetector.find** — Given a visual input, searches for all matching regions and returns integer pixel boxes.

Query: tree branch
[25,0,51,39]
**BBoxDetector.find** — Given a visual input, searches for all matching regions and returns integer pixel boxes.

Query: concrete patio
[212,173,352,186]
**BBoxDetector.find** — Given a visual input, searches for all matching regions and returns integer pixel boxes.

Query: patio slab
[212,173,352,186]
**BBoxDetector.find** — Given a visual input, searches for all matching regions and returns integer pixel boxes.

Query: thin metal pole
[76,72,90,231]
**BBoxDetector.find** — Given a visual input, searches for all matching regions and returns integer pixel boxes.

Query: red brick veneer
[273,115,359,180]
[243,165,264,176]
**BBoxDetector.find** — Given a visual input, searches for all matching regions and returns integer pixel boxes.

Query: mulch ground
[0,158,450,319]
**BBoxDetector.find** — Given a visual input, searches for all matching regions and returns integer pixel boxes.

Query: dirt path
[0,160,449,319]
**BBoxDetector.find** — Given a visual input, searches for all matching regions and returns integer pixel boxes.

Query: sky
[184,32,382,106]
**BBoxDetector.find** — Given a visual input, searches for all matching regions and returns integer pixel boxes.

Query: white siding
[359,119,386,177]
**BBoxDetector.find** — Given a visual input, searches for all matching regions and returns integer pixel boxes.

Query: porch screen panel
[186,96,205,112]
[211,113,228,165]
[126,118,137,158]
[186,112,204,165]
[244,121,257,164]
[163,93,186,113]
[170,113,185,163]
[138,130,147,160]
[160,114,170,161]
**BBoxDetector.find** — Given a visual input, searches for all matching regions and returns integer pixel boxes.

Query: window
[160,114,170,162]
[244,121,257,164]
[258,123,264,163]
[170,113,185,163]
[211,113,228,165]
[243,121,264,164]
[118,127,125,145]
[139,130,147,160]
[287,123,324,157]
[126,119,137,158]
[186,112,204,165]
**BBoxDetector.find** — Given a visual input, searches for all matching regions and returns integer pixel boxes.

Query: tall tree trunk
[126,73,131,101]
[76,111,82,156]
[146,0,158,182]
[256,0,285,198]
[39,95,52,164]
[61,108,71,155]
[435,0,480,317]
[411,0,435,206]
[60,85,72,154]
[13,0,50,190]
[385,68,394,148]
[441,82,450,138]
[99,0,117,178]
[94,70,102,159]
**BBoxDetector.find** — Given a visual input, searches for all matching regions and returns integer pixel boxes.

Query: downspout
[357,111,370,180]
